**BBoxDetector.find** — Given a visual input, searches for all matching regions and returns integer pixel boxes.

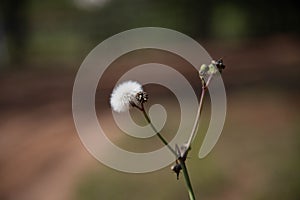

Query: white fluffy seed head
[110,81,143,112]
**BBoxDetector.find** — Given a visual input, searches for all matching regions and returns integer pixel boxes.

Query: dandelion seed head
[110,81,143,112]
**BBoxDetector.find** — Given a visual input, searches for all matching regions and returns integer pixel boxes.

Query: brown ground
[0,35,299,200]
[0,72,99,200]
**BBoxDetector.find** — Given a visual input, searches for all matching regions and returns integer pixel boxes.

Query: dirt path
[0,35,299,200]
[0,72,98,200]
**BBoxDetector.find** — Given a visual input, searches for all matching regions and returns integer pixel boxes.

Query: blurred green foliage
[0,0,299,68]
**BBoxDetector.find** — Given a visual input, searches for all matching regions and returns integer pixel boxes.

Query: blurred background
[0,0,299,199]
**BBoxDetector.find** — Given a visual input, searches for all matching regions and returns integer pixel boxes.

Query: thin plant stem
[137,103,196,200]
[186,75,212,149]
[178,158,196,200]
[139,103,177,157]
[177,75,213,200]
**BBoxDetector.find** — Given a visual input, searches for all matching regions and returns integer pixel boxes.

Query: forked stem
[137,103,196,200]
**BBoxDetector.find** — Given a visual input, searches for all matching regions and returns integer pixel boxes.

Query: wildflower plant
[110,80,144,113]
[110,59,225,200]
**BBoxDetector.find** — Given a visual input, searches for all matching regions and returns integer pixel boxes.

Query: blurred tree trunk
[1,0,29,69]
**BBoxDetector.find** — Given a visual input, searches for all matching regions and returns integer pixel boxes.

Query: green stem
[138,101,197,200]
[179,158,196,200]
[140,103,177,157]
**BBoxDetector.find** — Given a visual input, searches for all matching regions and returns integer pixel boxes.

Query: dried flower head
[199,58,225,78]
[212,58,225,73]
[136,91,148,104]
[110,81,143,112]
[171,162,182,180]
